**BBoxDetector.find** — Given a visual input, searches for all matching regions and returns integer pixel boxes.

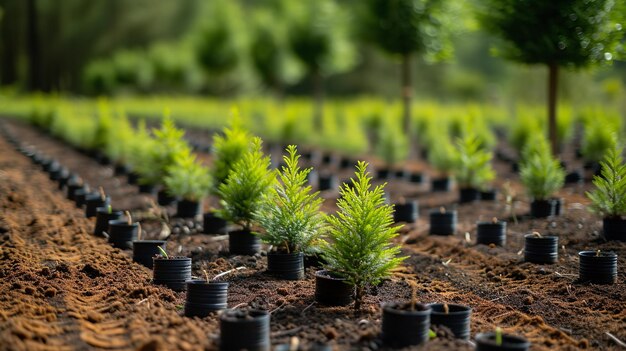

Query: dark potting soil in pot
[184,280,228,317]
[220,309,270,351]
[152,256,192,292]
[381,302,431,348]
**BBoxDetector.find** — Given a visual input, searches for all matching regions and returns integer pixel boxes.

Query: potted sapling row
[94,205,123,237]
[524,231,559,264]
[520,136,565,218]
[205,123,251,234]
[382,281,431,347]
[106,211,139,250]
[184,267,244,318]
[218,137,275,256]
[430,207,457,236]
[476,217,507,247]
[578,250,618,284]
[219,309,270,351]
[152,246,192,292]
[318,161,405,309]
[586,142,626,242]
[453,134,495,203]
[164,151,212,218]
[255,145,325,280]
[475,327,530,351]
[85,187,110,218]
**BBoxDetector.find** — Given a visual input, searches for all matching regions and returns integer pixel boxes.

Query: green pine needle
[586,142,626,217]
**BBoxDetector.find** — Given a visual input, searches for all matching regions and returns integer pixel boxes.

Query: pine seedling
[164,151,212,202]
[210,116,252,196]
[454,133,495,189]
[218,137,275,231]
[495,327,503,346]
[255,145,325,253]
[520,137,565,201]
[586,142,626,218]
[322,161,405,311]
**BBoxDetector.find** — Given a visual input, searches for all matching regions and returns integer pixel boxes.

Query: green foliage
[287,0,355,75]
[218,137,275,230]
[151,112,192,182]
[322,161,405,310]
[520,136,565,200]
[587,142,626,217]
[105,113,134,164]
[581,120,619,163]
[362,0,452,60]
[477,0,626,67]
[164,151,212,202]
[428,133,458,175]
[375,117,409,167]
[127,120,156,175]
[93,101,114,150]
[255,145,325,253]
[509,112,542,154]
[454,134,495,189]
[211,119,252,195]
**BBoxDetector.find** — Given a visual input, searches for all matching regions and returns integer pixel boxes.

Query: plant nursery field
[0,115,624,351]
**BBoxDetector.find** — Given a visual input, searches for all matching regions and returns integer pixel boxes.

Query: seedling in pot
[453,133,495,203]
[320,161,405,311]
[475,327,530,351]
[152,245,191,291]
[524,231,559,264]
[586,141,626,242]
[381,280,431,348]
[255,145,325,280]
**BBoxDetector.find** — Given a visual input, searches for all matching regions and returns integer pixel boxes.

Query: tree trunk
[26,0,41,91]
[547,63,559,156]
[402,53,412,134]
[354,285,363,311]
[0,0,20,86]
[313,67,324,131]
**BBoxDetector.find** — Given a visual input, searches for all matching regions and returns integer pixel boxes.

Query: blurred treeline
[0,0,625,105]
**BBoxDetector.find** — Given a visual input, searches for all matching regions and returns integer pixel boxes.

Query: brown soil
[1,120,625,351]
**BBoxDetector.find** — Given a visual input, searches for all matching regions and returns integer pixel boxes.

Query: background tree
[287,0,355,128]
[477,0,626,155]
[361,0,452,134]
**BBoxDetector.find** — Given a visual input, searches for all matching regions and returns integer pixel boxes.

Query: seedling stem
[596,249,601,257]
[443,303,449,314]
[439,206,446,214]
[495,327,503,346]
[107,205,112,214]
[125,211,132,225]
[157,245,169,259]
[203,269,210,282]
[532,231,542,238]
[99,186,106,201]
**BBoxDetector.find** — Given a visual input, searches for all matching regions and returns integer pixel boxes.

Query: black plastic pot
[376,168,391,180]
[66,182,84,201]
[394,169,408,180]
[429,210,457,236]
[314,270,353,306]
[339,157,353,170]
[127,172,140,185]
[551,197,563,216]
[176,199,202,218]
[107,219,138,249]
[132,240,166,268]
[524,235,558,264]
[476,220,507,246]
[267,252,304,280]
[428,303,471,339]
[381,302,431,348]
[321,153,337,166]
[152,256,192,291]
[318,174,338,191]
[94,207,123,237]
[228,229,261,255]
[459,188,481,203]
[84,193,110,218]
[475,332,530,351]
[602,217,626,242]
[530,199,556,218]
[157,189,177,206]
[432,177,452,192]
[220,309,270,351]
[57,170,71,190]
[185,280,229,317]
[565,170,583,184]
[73,188,90,208]
[578,251,618,284]
[114,164,129,176]
[138,183,156,195]
[480,189,498,201]
[49,167,62,181]
[409,172,425,184]
[393,200,419,223]
[203,212,228,235]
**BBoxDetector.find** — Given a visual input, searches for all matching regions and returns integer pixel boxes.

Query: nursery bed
[0,121,625,350]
